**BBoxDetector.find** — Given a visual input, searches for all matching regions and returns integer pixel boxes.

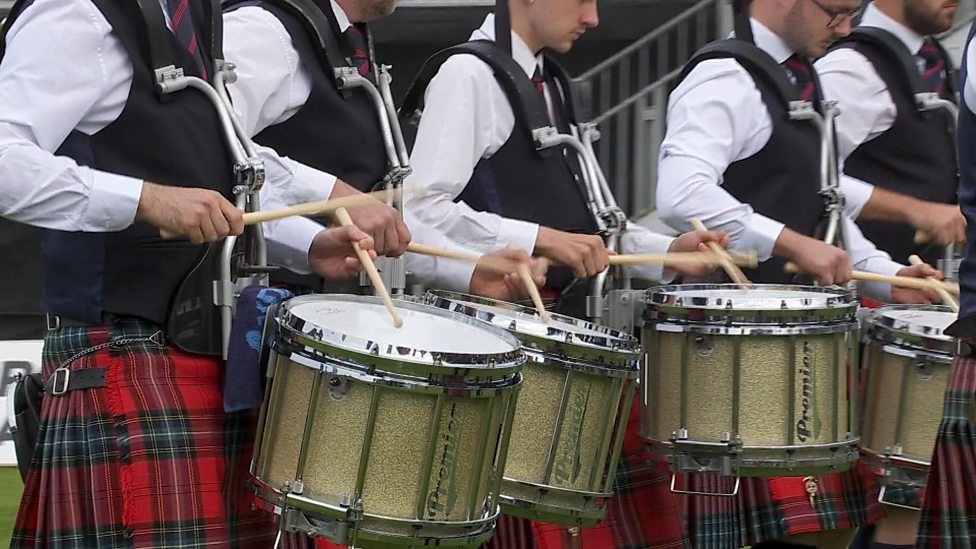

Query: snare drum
[861,305,955,509]
[424,292,639,527]
[251,295,524,547]
[642,284,860,478]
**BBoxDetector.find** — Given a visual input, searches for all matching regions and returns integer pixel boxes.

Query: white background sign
[0,340,43,466]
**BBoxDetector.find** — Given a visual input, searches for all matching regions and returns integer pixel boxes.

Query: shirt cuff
[744,214,785,262]
[840,175,874,219]
[619,229,674,282]
[264,215,323,275]
[84,171,142,231]
[405,251,478,292]
[497,218,540,254]
[291,161,337,204]
[855,258,903,302]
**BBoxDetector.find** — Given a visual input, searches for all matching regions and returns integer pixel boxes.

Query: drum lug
[327,374,349,400]
[694,336,714,357]
[292,480,305,495]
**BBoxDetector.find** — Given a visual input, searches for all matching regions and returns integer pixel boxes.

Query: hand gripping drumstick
[335,207,404,328]
[404,242,549,321]
[784,262,961,295]
[689,218,750,285]
[159,189,400,239]
[908,254,960,312]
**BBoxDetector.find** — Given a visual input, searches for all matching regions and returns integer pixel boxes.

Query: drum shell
[252,351,521,545]
[421,291,639,527]
[250,295,525,547]
[640,285,860,477]
[861,333,952,471]
[499,355,636,526]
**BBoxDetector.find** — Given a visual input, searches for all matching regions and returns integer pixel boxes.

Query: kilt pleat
[916,353,976,547]
[11,319,277,548]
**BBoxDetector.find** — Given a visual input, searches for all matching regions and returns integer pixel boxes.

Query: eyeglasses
[809,0,862,28]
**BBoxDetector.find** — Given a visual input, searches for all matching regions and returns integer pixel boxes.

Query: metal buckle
[50,368,71,396]
[45,314,60,332]
[957,340,973,357]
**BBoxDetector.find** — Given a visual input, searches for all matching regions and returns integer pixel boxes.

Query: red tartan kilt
[917,350,976,547]
[12,322,277,548]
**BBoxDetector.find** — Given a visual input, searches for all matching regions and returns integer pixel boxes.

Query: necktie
[782,54,815,102]
[344,25,373,81]
[531,65,545,95]
[917,38,947,94]
[165,0,208,80]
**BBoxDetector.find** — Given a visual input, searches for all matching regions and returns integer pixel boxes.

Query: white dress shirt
[222,1,493,289]
[404,14,675,290]
[816,2,928,217]
[0,0,339,274]
[656,18,903,299]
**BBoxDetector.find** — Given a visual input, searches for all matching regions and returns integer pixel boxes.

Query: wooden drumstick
[517,262,551,323]
[335,207,403,328]
[690,218,750,284]
[785,262,961,295]
[160,189,401,239]
[915,230,966,246]
[406,242,522,274]
[608,250,759,268]
[908,254,960,312]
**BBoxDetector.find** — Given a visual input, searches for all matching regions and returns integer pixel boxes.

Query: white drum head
[876,307,956,339]
[287,298,516,355]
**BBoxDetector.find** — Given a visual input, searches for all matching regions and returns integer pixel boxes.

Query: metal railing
[574,0,733,217]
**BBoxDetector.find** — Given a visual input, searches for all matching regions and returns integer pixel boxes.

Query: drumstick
[335,207,403,328]
[406,242,522,274]
[909,254,960,312]
[517,262,551,323]
[784,262,961,295]
[915,230,966,246]
[690,218,750,284]
[608,250,759,268]
[160,189,400,239]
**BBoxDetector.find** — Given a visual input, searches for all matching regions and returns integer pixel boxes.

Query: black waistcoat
[229,0,387,192]
[39,0,235,325]
[840,38,958,265]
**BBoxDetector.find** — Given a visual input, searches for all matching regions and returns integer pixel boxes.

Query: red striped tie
[344,25,373,81]
[782,54,815,102]
[165,0,208,80]
[917,38,947,95]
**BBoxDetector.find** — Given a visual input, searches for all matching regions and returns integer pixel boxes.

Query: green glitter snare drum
[424,291,640,527]
[250,295,525,548]
[860,305,955,509]
[641,285,860,488]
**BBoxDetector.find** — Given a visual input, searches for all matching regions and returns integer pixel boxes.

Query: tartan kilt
[11,319,278,548]
[917,351,976,547]
[676,460,884,548]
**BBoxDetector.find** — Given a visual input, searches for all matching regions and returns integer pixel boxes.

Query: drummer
[917,16,976,548]
[655,0,941,547]
[813,1,961,546]
[221,0,545,303]
[402,0,731,547]
[0,0,394,545]
[816,0,963,267]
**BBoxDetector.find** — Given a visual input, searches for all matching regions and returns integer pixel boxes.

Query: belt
[45,313,122,331]
[45,367,106,396]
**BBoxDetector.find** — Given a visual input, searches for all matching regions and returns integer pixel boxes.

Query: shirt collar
[860,2,926,54]
[749,18,796,64]
[473,14,545,78]
[331,0,352,33]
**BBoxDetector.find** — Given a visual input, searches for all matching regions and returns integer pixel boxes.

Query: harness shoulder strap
[401,39,552,147]
[834,27,926,97]
[543,53,581,126]
[677,38,800,109]
[222,0,349,78]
